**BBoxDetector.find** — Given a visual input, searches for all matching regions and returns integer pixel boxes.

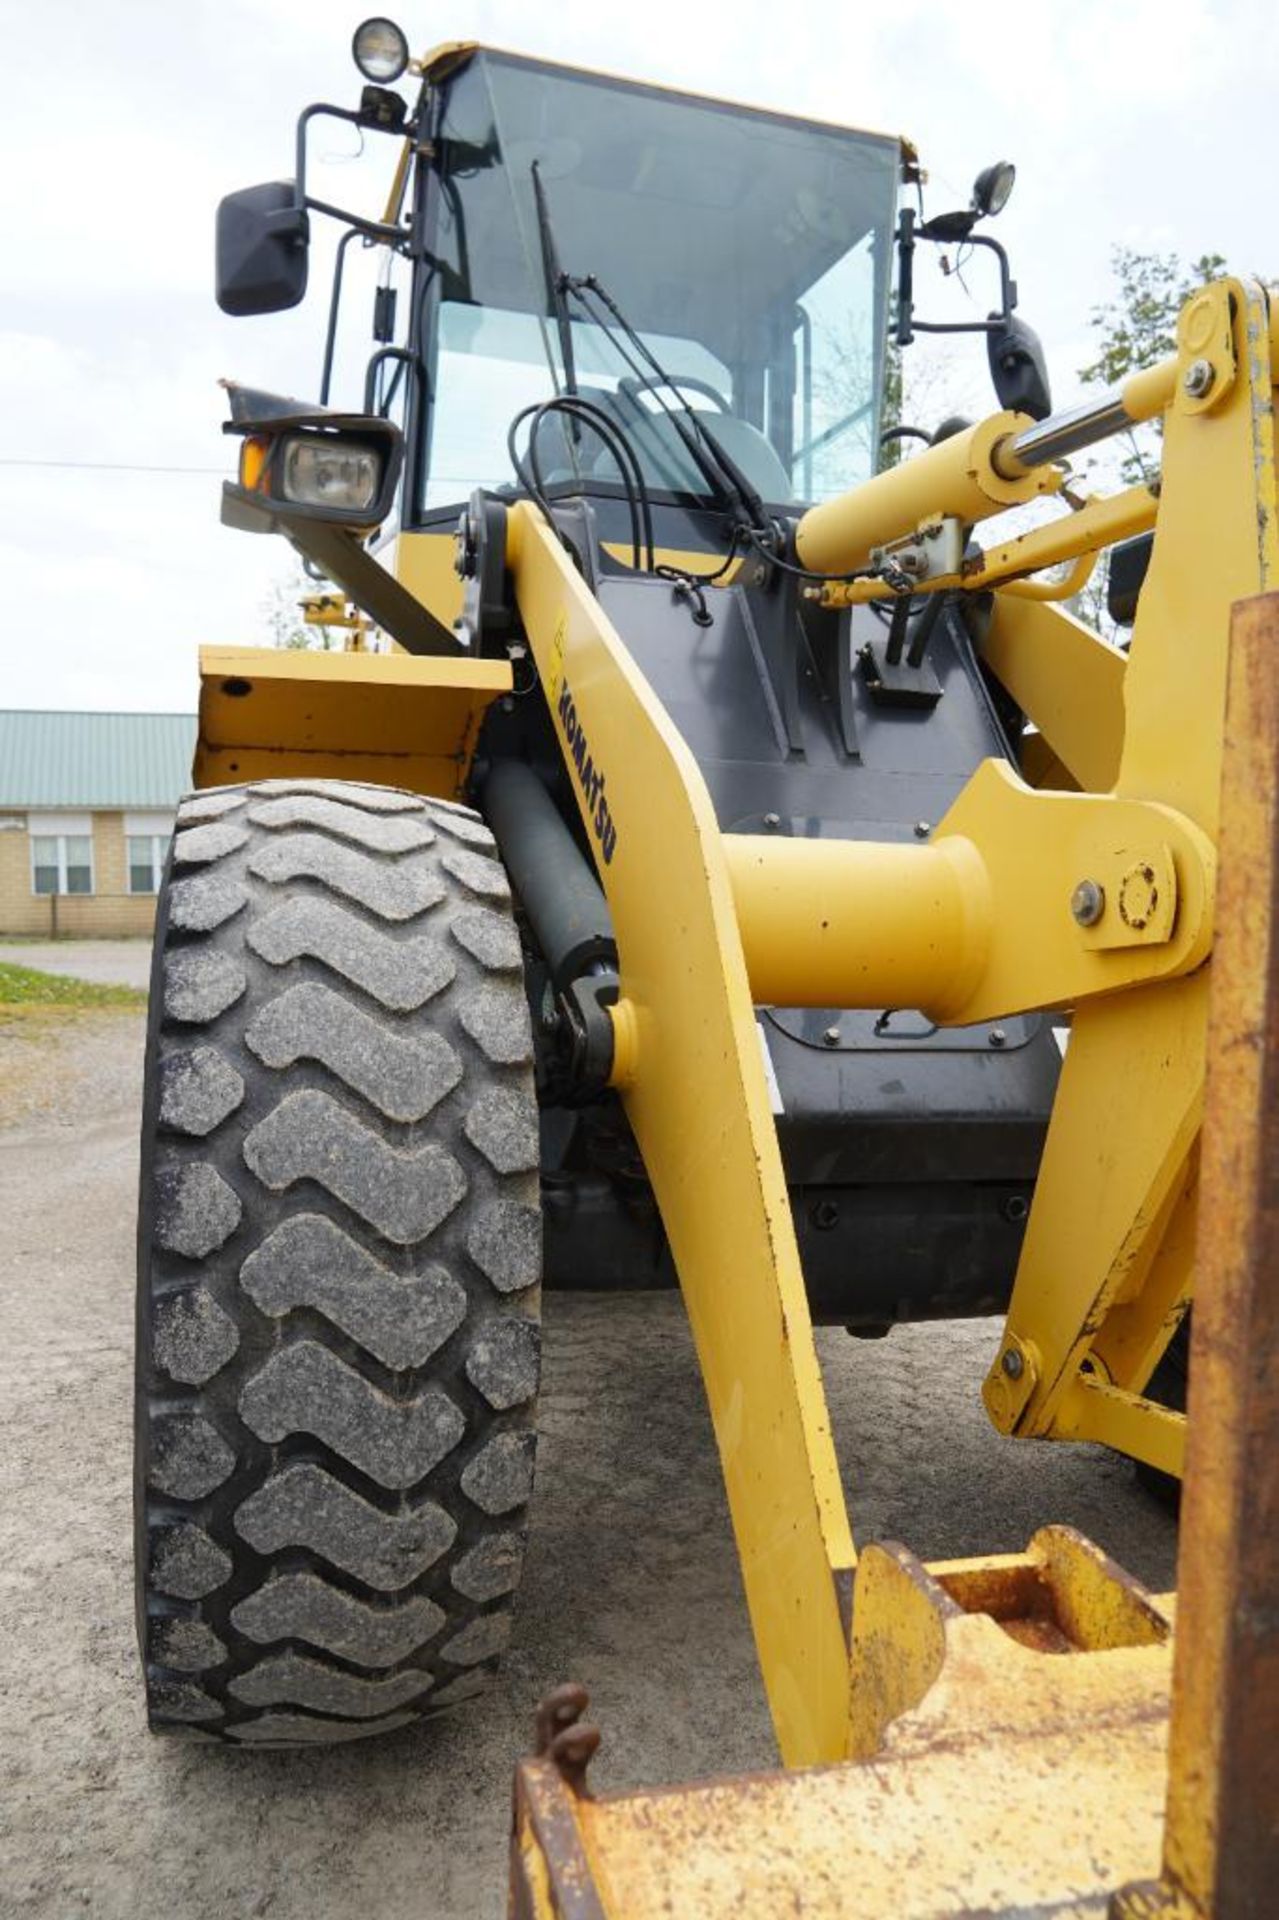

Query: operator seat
[535,384,795,507]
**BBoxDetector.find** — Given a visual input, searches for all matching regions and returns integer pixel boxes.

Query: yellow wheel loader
[134,18,1276,1912]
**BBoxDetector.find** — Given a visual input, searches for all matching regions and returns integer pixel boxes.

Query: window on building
[124,812,175,896]
[31,833,94,895]
[127,834,170,895]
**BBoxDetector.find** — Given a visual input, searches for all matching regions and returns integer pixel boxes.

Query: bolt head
[454,512,477,578]
[1183,357,1215,398]
[823,1025,841,1047]
[989,1027,1007,1048]
[1001,1347,1024,1380]
[763,812,781,830]
[1071,878,1105,928]
[914,820,931,839]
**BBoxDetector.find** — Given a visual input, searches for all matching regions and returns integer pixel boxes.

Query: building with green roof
[0,710,196,937]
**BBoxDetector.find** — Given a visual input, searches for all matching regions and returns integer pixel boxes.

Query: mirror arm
[909,316,1005,337]
[293,102,418,247]
[961,231,1017,318]
[295,101,396,201]
[302,194,407,246]
[899,229,1020,339]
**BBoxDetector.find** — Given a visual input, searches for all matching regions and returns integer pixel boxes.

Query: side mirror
[216,182,309,317]
[1108,532,1153,627]
[987,313,1052,420]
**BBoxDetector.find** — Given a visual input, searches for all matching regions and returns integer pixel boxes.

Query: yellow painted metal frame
[507,590,1279,1919]
[511,1531,1178,1917]
[393,531,466,638]
[503,278,1277,1765]
[391,529,746,643]
[195,644,510,799]
[976,593,1126,791]
[981,277,1276,1453]
[724,767,1214,1023]
[506,506,854,1767]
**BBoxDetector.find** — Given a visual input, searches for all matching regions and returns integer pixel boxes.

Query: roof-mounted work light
[352,17,409,84]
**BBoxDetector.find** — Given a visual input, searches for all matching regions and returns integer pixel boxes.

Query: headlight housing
[352,17,410,83]
[223,393,403,535]
[280,436,381,513]
[972,160,1015,219]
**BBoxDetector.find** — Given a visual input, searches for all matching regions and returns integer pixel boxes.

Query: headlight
[280,436,382,513]
[222,388,403,535]
[352,17,409,83]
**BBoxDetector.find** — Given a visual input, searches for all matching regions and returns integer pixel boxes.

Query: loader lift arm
[503,276,1278,1769]
[508,561,1279,1920]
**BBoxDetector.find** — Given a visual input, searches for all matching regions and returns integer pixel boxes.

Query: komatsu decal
[556,678,618,866]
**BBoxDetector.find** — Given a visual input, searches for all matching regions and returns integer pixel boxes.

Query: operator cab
[410,49,901,524]
[216,39,903,546]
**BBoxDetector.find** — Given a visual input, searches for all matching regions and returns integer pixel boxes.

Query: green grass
[0,960,146,1011]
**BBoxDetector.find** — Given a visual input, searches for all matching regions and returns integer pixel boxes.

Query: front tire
[135,778,541,1745]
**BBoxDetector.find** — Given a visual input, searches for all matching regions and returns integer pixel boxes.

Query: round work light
[352,17,410,84]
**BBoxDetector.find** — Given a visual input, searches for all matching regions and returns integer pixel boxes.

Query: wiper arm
[526,182,764,528]
[569,273,765,526]
[531,162,580,434]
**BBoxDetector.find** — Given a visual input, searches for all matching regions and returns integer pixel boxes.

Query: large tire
[134,778,541,1745]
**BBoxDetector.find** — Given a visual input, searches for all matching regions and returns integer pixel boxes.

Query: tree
[1079,246,1227,388]
[878,331,903,469]
[1066,246,1230,633]
[1077,246,1226,486]
[262,565,338,650]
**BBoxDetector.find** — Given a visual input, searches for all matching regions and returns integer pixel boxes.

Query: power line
[0,455,223,474]
[0,457,490,482]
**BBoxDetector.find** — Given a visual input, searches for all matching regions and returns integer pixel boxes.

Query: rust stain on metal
[1163,592,1279,1916]
[534,1682,602,1797]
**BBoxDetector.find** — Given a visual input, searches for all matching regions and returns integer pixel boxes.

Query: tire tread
[136,779,540,1744]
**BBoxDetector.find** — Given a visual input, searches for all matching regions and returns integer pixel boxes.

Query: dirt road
[0,1010,1177,1918]
[0,940,153,991]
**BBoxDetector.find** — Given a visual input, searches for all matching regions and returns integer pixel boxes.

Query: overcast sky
[0,0,1270,714]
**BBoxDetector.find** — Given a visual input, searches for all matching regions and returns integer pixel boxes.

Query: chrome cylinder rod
[995,358,1179,477]
[998,394,1133,472]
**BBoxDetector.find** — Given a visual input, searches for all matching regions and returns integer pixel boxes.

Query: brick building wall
[0,812,161,938]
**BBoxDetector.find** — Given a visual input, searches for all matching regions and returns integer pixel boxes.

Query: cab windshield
[417,52,900,515]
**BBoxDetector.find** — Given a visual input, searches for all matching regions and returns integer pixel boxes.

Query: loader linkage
[501,277,1276,1766]
[510,583,1279,1918]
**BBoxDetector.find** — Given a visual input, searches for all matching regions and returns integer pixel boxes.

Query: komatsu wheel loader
[134,18,1278,1911]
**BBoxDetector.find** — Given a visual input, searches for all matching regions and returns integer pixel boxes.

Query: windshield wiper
[527,171,764,528]
[568,273,766,528]
[531,162,580,435]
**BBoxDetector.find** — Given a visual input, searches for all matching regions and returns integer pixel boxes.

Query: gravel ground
[0,1011,1178,1919]
[0,940,153,991]
[0,1009,147,1132]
